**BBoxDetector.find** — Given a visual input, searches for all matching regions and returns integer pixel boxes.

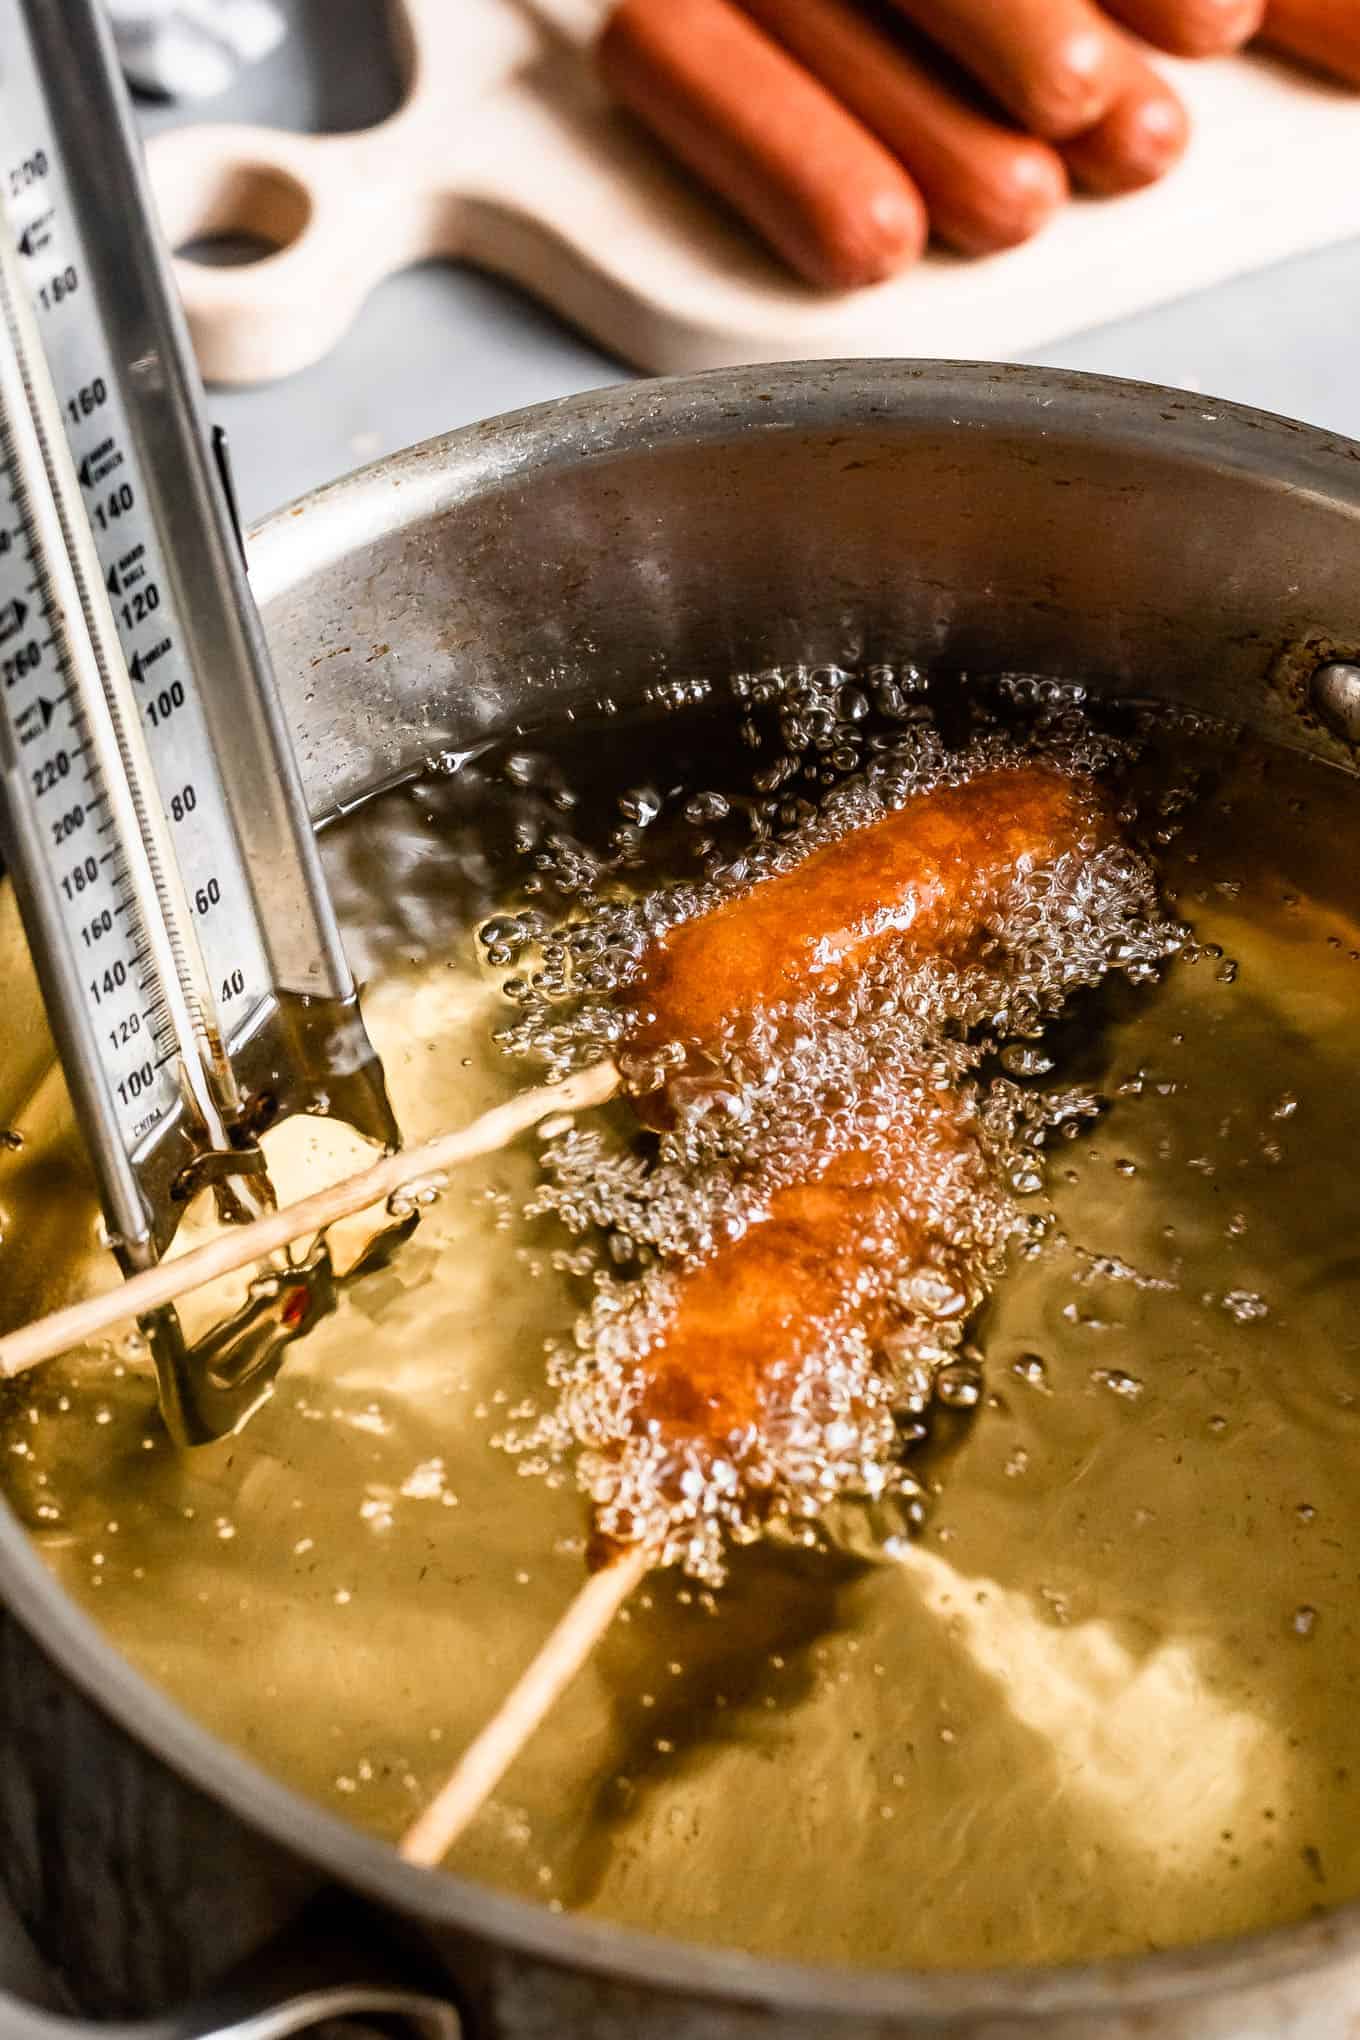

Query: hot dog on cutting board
[595,0,1356,288]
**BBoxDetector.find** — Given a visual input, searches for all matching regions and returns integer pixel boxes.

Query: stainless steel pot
[3,360,1360,2040]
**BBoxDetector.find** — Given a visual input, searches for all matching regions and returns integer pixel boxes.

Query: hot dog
[596,0,928,290]
[881,0,1129,139]
[1062,49,1191,193]
[622,764,1105,1061]
[1258,0,1360,84]
[1102,0,1266,56]
[734,0,1069,254]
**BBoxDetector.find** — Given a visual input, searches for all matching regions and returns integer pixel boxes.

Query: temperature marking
[0,457,174,1153]
[1,0,275,1113]
[6,149,49,199]
[0,174,252,1207]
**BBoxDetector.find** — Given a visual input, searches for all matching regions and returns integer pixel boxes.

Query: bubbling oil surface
[4,668,1360,1971]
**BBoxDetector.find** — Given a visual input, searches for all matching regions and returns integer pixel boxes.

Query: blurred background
[135,0,1360,523]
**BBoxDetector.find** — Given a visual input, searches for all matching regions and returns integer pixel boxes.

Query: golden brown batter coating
[582,1079,1002,1573]
[630,1097,976,1445]
[623,763,1105,1059]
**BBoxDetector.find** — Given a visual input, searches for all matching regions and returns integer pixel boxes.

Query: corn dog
[582,1084,1002,1568]
[623,762,1106,1061]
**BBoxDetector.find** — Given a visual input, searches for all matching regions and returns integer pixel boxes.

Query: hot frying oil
[4,671,1360,1969]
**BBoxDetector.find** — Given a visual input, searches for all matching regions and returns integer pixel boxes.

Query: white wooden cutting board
[144,0,1360,385]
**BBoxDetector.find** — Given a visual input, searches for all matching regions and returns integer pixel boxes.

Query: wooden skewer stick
[0,1061,621,1382]
[400,1542,653,1867]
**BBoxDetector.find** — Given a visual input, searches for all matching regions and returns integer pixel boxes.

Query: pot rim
[7,358,1360,2023]
[247,356,1360,615]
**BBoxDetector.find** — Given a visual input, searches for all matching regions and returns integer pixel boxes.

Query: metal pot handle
[0,1987,460,2039]
[0,1893,462,2040]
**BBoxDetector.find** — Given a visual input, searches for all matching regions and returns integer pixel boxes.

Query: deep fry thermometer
[0,0,398,1441]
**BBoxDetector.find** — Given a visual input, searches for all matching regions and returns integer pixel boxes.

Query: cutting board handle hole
[170,162,313,270]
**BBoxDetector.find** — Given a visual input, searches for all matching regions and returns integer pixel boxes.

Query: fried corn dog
[622,762,1106,1062]
[582,1082,1004,1570]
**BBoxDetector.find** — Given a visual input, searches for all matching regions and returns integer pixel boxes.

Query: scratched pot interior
[3,367,1360,1978]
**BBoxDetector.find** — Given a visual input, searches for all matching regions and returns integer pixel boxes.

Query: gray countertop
[138,0,1360,526]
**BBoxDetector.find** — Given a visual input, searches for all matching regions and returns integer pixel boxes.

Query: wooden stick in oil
[0,1062,620,1381]
[400,1542,652,1867]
